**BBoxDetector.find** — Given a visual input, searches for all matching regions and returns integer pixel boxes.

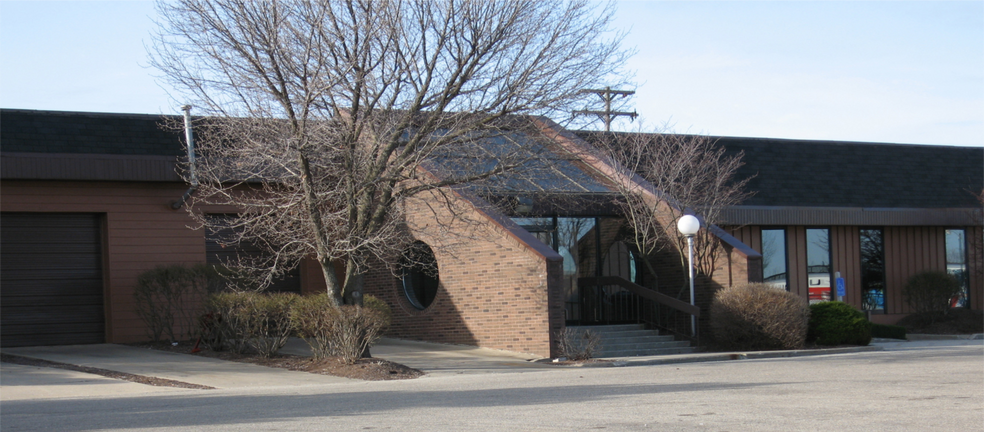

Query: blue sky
[1,1,982,146]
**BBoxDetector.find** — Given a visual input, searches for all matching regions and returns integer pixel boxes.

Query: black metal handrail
[578,276,699,345]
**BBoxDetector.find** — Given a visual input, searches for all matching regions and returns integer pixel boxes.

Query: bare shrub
[903,271,962,321]
[710,283,810,351]
[291,294,339,359]
[330,306,389,364]
[292,294,388,364]
[363,295,392,331]
[202,292,255,354]
[556,328,602,361]
[135,264,222,342]
[245,293,299,357]
[199,291,299,357]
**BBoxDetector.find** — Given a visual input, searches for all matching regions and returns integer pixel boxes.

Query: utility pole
[573,87,638,132]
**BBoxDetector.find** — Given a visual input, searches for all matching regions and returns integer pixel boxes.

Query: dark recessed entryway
[1,213,106,347]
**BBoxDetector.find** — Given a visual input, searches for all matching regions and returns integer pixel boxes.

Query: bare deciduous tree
[590,131,751,293]
[150,0,629,306]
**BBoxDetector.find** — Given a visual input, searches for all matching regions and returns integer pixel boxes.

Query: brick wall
[362,189,564,357]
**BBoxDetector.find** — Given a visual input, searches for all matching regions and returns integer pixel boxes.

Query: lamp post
[677,214,700,337]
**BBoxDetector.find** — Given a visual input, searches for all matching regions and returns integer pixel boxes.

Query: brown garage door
[1,213,105,347]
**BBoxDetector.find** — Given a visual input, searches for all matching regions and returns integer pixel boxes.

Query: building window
[806,228,832,303]
[761,228,787,290]
[946,229,968,307]
[399,241,439,310]
[860,228,885,312]
[205,214,301,293]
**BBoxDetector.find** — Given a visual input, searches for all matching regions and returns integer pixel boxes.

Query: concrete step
[576,329,658,338]
[567,324,692,358]
[601,340,690,351]
[568,324,646,334]
[600,334,676,344]
[598,346,697,357]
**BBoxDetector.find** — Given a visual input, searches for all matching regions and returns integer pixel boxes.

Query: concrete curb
[597,345,885,368]
[906,333,984,341]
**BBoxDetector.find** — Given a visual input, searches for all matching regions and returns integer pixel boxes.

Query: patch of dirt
[0,353,214,389]
[897,309,984,335]
[127,341,424,381]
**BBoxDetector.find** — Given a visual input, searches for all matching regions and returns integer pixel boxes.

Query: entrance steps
[567,324,695,358]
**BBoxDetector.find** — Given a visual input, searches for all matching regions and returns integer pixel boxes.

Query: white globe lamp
[677,214,700,337]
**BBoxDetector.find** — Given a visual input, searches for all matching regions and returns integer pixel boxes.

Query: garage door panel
[0,270,102,282]
[1,294,103,307]
[0,241,100,256]
[0,279,103,298]
[0,304,103,330]
[2,258,103,274]
[1,323,106,337]
[1,330,106,347]
[1,213,105,347]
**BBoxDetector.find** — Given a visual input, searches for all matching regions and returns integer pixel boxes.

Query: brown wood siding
[969,226,983,311]
[0,180,207,343]
[728,226,760,252]
[881,227,947,314]
[733,224,982,319]
[829,226,861,307]
[728,226,764,283]
[785,227,807,299]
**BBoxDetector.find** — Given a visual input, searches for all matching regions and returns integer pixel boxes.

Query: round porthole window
[399,241,439,310]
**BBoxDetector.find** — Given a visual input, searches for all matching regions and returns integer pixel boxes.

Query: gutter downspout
[171,105,198,209]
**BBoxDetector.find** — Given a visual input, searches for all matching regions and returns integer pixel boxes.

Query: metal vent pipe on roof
[171,105,198,209]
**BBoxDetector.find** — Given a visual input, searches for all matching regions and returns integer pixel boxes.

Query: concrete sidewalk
[4,335,978,402]
[283,337,552,376]
[3,343,359,388]
[0,361,184,401]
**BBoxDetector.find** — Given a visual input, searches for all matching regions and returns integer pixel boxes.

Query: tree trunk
[318,257,344,307]
[342,260,365,306]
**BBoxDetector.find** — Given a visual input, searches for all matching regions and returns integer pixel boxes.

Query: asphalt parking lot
[2,338,981,431]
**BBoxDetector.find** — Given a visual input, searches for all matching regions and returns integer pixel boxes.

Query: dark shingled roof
[717,136,982,209]
[1,109,184,156]
[577,132,983,210]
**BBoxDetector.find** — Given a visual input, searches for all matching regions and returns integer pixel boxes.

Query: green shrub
[870,323,907,340]
[903,271,962,320]
[135,264,223,342]
[710,283,811,351]
[808,302,872,346]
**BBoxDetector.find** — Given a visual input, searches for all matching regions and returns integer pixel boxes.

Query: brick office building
[0,109,754,355]
[2,109,979,355]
